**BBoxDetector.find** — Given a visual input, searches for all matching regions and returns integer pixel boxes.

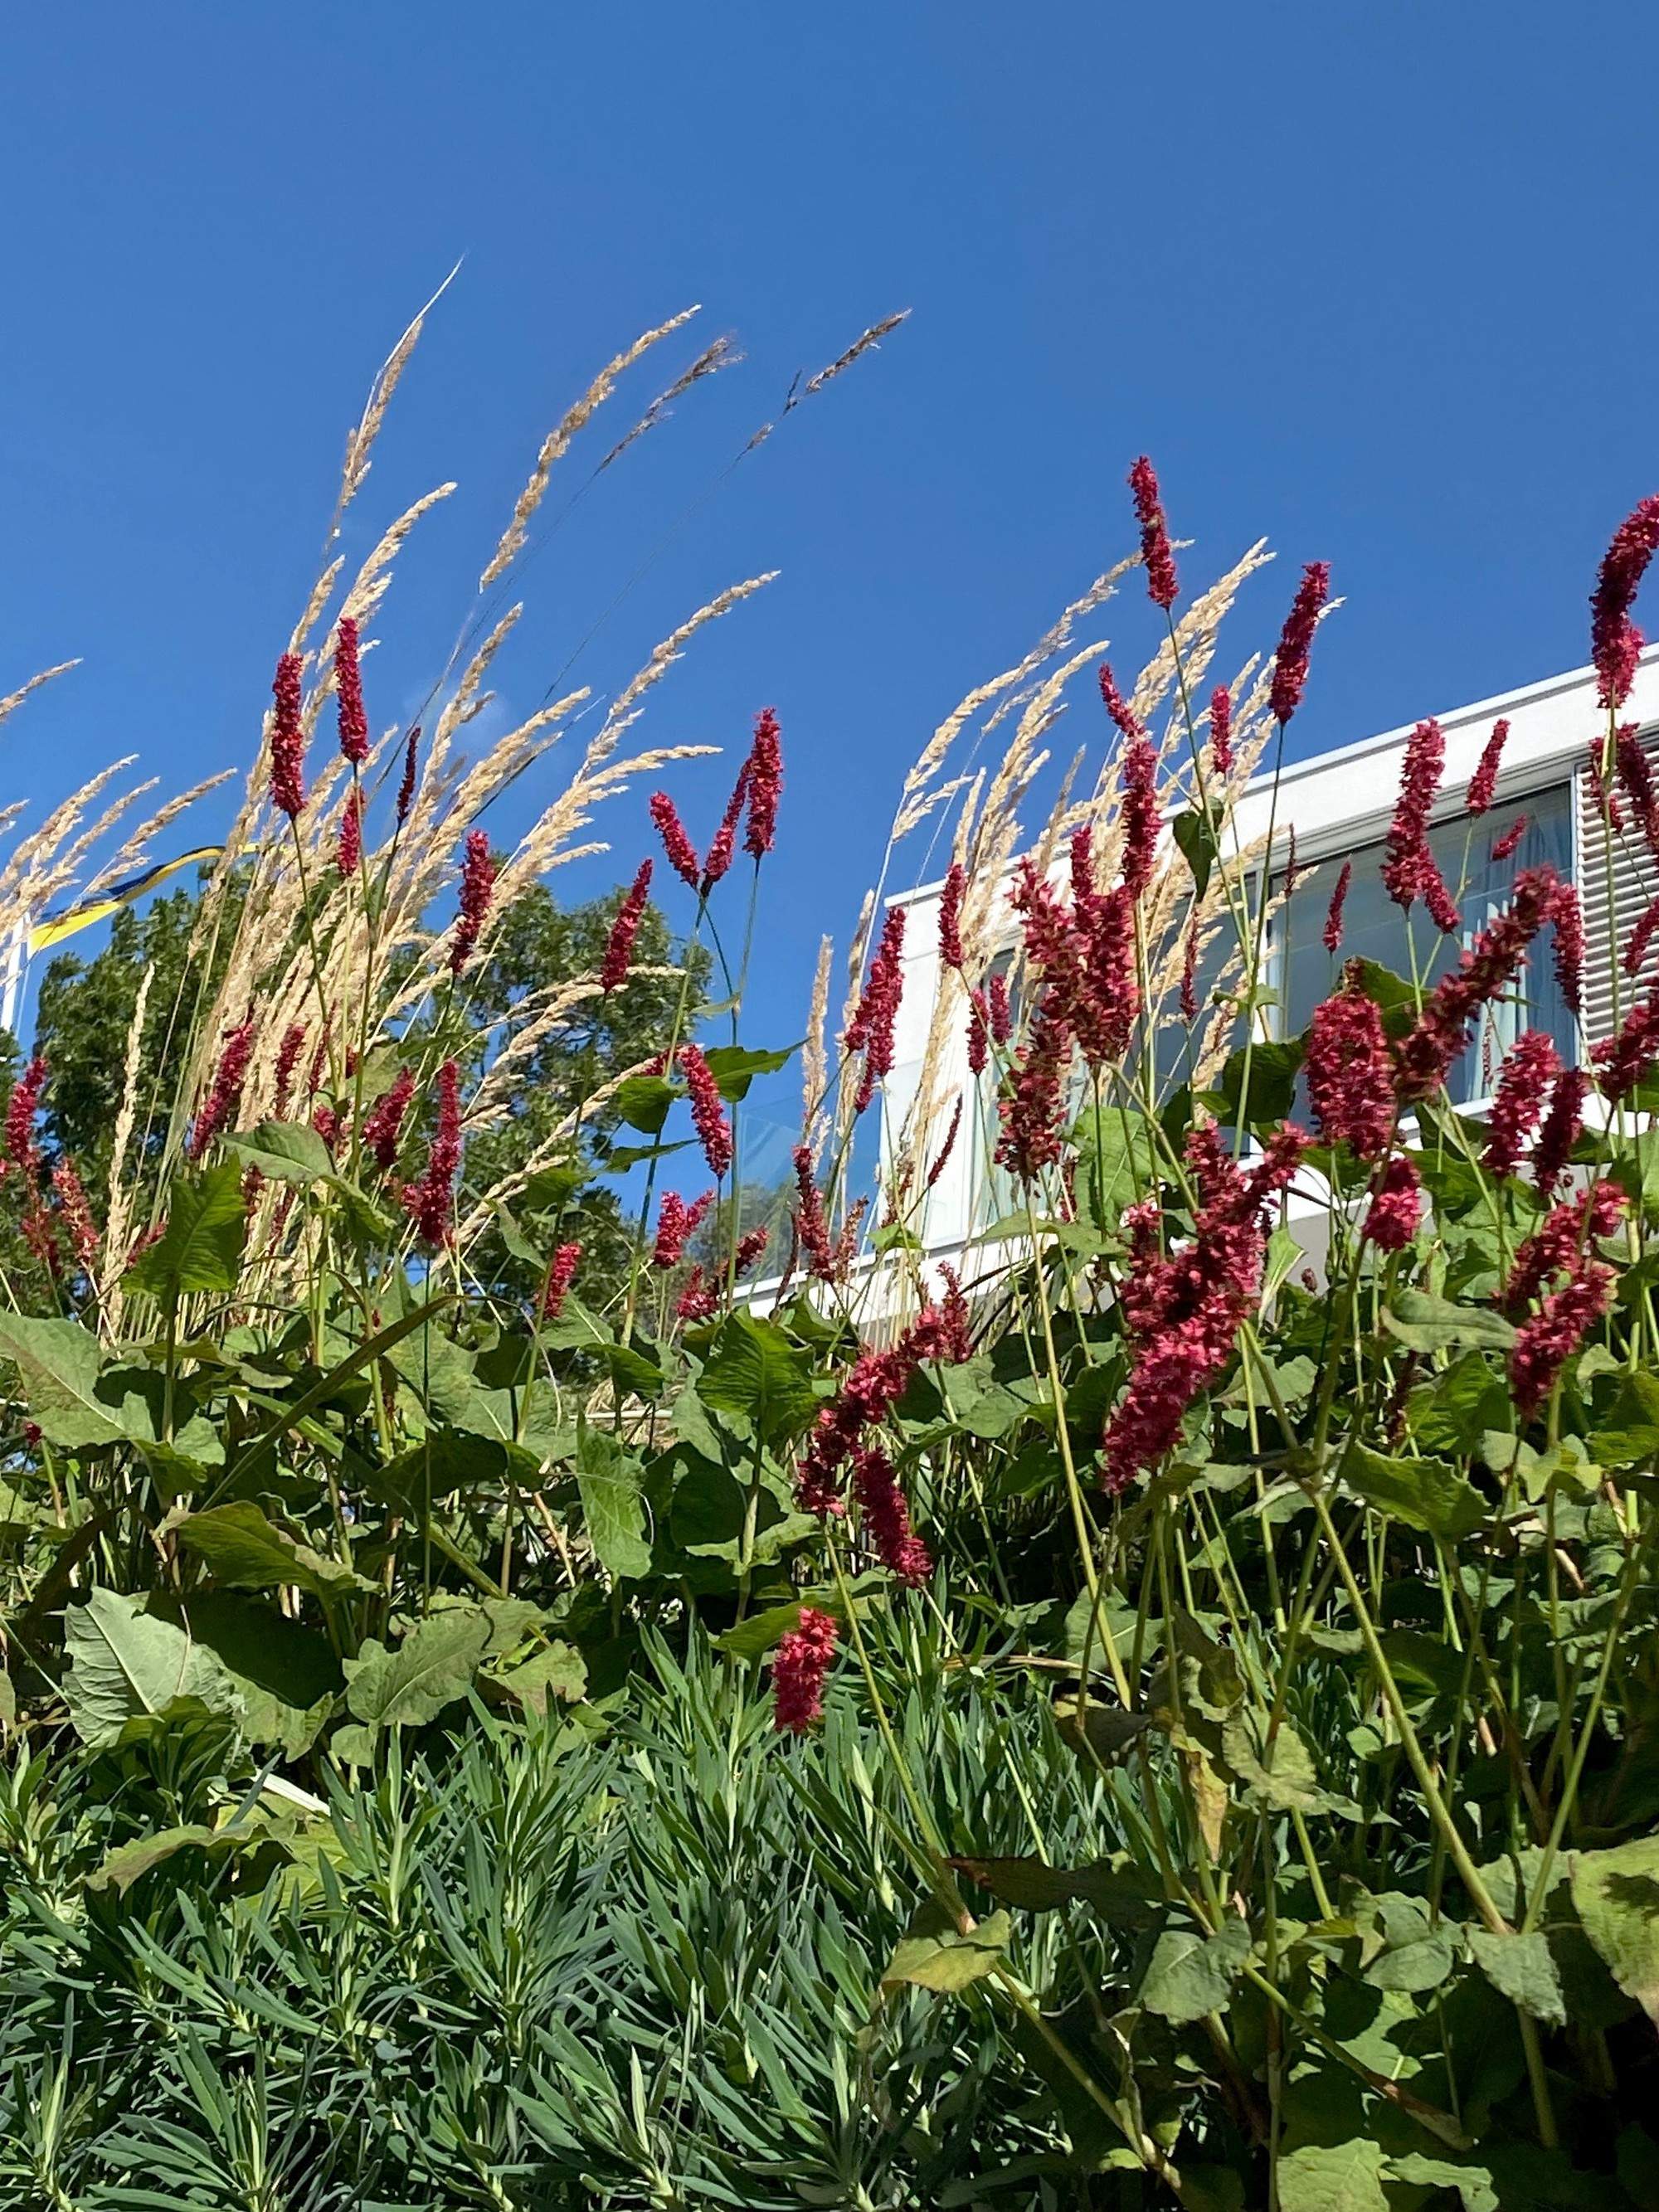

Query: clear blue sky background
[2,2,1655,1169]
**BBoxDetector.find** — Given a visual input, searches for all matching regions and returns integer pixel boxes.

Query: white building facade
[876,649,1659,1280]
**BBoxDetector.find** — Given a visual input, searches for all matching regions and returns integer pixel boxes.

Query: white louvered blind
[1578,727,1659,1049]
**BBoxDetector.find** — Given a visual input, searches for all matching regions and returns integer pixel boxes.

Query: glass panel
[1277,782,1574,1103]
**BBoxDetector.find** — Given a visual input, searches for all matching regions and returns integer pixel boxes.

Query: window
[1277,781,1575,1102]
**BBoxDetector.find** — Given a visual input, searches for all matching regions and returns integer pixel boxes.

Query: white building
[875,649,1659,1283]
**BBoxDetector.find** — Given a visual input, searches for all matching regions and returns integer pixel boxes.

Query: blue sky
[2,2,1657,1169]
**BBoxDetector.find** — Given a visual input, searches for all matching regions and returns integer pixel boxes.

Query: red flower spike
[187,1023,254,1162]
[1097,662,1146,746]
[1119,736,1160,898]
[847,907,906,1116]
[601,860,653,994]
[1306,982,1394,1159]
[735,1223,771,1276]
[1531,1066,1588,1198]
[1209,685,1233,777]
[1381,719,1446,911]
[3,1055,48,1174]
[1466,717,1510,814]
[361,1066,416,1172]
[701,766,748,895]
[1590,494,1659,711]
[400,1059,463,1247]
[675,1263,718,1324]
[1365,1154,1423,1251]
[396,727,420,827]
[1482,1031,1561,1181]
[771,1607,839,1733]
[540,1241,581,1322]
[649,792,700,890]
[337,786,363,879]
[51,1157,98,1270]
[1323,860,1352,954]
[938,863,966,970]
[1128,455,1179,610]
[334,615,370,766]
[270,652,307,819]
[852,1443,932,1585]
[742,707,783,859]
[449,830,496,976]
[679,1045,733,1180]
[652,1188,716,1270]
[1270,562,1331,726]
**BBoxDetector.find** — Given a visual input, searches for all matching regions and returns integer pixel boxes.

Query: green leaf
[947,1853,1160,1925]
[573,1426,651,1580]
[489,1640,586,1714]
[1277,2138,1389,2212]
[1383,1289,1516,1354]
[698,1311,820,1443]
[700,1042,800,1101]
[63,1587,243,1748]
[1204,1038,1305,1126]
[173,1500,365,1602]
[1139,1917,1250,2025]
[1589,1369,1659,1466]
[611,1074,677,1135]
[86,1823,225,1895]
[129,1161,246,1297]
[1170,807,1218,897]
[226,1119,336,1185]
[1069,1103,1155,1229]
[0,1315,134,1448]
[882,1898,1010,1993]
[342,1607,492,1734]
[599,1138,693,1174]
[1221,1709,1357,1816]
[1468,1927,1566,2026]
[1342,1443,1487,1539]
[1571,1832,1659,2022]
[158,1592,339,1758]
[1053,1695,1154,1767]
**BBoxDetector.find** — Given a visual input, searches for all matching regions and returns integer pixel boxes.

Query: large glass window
[1277,781,1575,1102]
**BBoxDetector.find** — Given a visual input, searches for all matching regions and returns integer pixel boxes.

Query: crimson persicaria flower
[987,970,1012,1042]
[846,906,906,1116]
[1466,717,1510,814]
[791,1145,839,1281]
[1323,860,1352,953]
[1128,455,1179,610]
[795,1302,971,1515]
[1615,724,1659,858]
[1506,1178,1624,1315]
[852,1443,932,1585]
[1550,878,1584,1014]
[1306,981,1394,1159]
[1097,661,1146,747]
[270,652,307,819]
[1593,979,1659,1100]
[187,1022,255,1162]
[1209,685,1233,776]
[649,792,700,890]
[966,999,989,1076]
[1531,1065,1588,1198]
[771,1607,839,1733]
[401,1058,463,1247]
[938,862,966,970]
[1511,1263,1613,1418]
[396,727,420,827]
[273,1023,307,1118]
[1590,493,1659,710]
[1482,1029,1561,1180]
[337,787,363,879]
[334,615,370,766]
[1270,562,1331,726]
[541,1241,581,1322]
[924,1098,963,1190]
[734,1223,771,1276]
[449,830,496,975]
[601,860,653,994]
[361,1065,416,1172]
[1382,719,1445,911]
[1119,732,1160,898]
[51,1156,98,1270]
[1627,888,1659,979]
[1365,1154,1423,1251]
[679,1045,732,1180]
[742,707,782,858]
[1394,866,1564,1101]
[1491,814,1527,862]
[653,1188,716,1269]
[3,1055,47,1175]
[1180,924,1199,1023]
[701,766,748,894]
[675,1263,718,1324]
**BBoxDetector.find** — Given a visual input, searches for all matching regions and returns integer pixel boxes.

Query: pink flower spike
[361,1066,416,1173]
[396,727,420,828]
[1209,686,1233,776]
[1128,455,1179,610]
[540,1241,581,1322]
[337,786,363,878]
[742,707,782,858]
[449,831,496,976]
[1491,815,1528,863]
[679,1045,733,1180]
[187,1023,255,1162]
[701,766,748,894]
[1590,494,1659,710]
[1097,662,1147,746]
[1323,861,1352,953]
[1482,1030,1560,1181]
[1365,1154,1423,1251]
[938,862,966,970]
[401,1059,463,1247]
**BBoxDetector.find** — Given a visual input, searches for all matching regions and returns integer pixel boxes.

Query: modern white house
[874,648,1659,1285]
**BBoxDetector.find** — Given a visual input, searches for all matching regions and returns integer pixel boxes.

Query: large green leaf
[947,1853,1160,1925]
[63,1587,243,1748]
[573,1426,652,1580]
[1468,1927,1565,2026]
[1383,1290,1515,1354]
[0,1315,134,1448]
[700,1042,800,1101]
[1138,1917,1250,2025]
[698,1311,820,1442]
[489,1641,586,1714]
[1070,1103,1156,1229]
[1204,1038,1305,1125]
[1571,1833,1659,2022]
[129,1160,246,1298]
[1277,2138,1389,2212]
[342,1607,492,1738]
[1341,1443,1487,1539]
[611,1074,677,1135]
[158,1592,339,1758]
[226,1119,336,1186]
[173,1500,365,1602]
[882,1898,1010,1993]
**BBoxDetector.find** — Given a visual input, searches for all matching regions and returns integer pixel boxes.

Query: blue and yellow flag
[29,846,223,955]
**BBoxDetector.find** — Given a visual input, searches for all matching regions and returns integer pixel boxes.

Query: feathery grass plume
[801,932,834,1149]
[599,333,744,472]
[99,961,154,1323]
[331,261,460,542]
[480,307,701,591]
